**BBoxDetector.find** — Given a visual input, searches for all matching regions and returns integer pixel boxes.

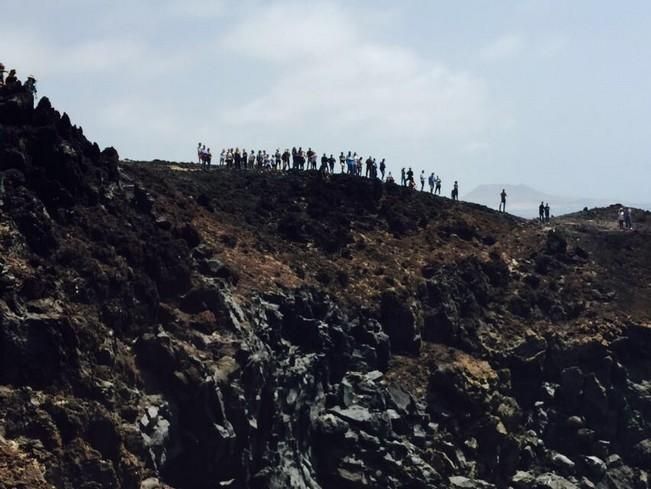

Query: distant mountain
[463,184,650,218]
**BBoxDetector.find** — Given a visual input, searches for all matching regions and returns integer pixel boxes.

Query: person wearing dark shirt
[544,203,551,223]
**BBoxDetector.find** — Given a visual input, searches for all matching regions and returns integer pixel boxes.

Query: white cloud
[220,3,494,143]
[0,27,192,82]
[480,34,525,62]
[163,0,226,19]
[537,35,568,57]
[221,2,356,63]
[98,97,178,137]
[462,141,491,155]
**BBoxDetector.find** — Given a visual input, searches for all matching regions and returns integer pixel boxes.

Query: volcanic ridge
[1,81,651,489]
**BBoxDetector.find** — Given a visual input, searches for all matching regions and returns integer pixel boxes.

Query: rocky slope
[1,82,650,489]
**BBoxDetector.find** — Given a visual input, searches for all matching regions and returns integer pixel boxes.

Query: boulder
[198,258,239,285]
[330,404,391,437]
[556,367,584,411]
[448,475,496,488]
[582,456,606,481]
[632,438,651,469]
[545,230,567,255]
[551,452,576,474]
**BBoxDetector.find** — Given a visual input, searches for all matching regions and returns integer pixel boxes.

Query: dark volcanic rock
[379,288,422,354]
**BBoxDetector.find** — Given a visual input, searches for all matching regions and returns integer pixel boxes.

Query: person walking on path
[499,189,507,212]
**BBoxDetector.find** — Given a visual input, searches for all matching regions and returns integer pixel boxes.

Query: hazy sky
[2,1,650,201]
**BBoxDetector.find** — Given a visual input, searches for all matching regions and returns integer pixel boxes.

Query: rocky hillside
[1,82,650,489]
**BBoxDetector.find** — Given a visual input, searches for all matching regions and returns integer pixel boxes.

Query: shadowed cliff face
[1,83,650,489]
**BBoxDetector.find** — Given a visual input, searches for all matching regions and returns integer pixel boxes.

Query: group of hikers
[209,147,388,177]
[0,65,37,96]
[399,168,451,198]
[194,146,641,229]
[196,145,462,200]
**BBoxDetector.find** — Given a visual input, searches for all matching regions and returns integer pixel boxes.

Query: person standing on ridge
[499,189,507,213]
[197,143,203,164]
[311,150,318,170]
[379,158,386,180]
[365,156,373,177]
[406,167,414,187]
[401,167,406,186]
[625,208,633,229]
[452,181,459,201]
[617,207,626,229]
[0,64,6,86]
[346,152,354,174]
[539,202,545,223]
[320,153,329,173]
[435,176,441,195]
[420,170,425,191]
[328,154,336,173]
[428,173,435,194]
[5,69,17,86]
[25,76,37,97]
[306,148,314,170]
[282,149,290,170]
[206,148,212,169]
[274,149,281,169]
[544,203,550,223]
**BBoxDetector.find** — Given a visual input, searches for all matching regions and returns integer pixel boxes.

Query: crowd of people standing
[196,144,456,197]
[194,145,574,223]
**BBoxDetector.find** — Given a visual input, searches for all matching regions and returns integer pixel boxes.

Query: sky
[2,0,650,202]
